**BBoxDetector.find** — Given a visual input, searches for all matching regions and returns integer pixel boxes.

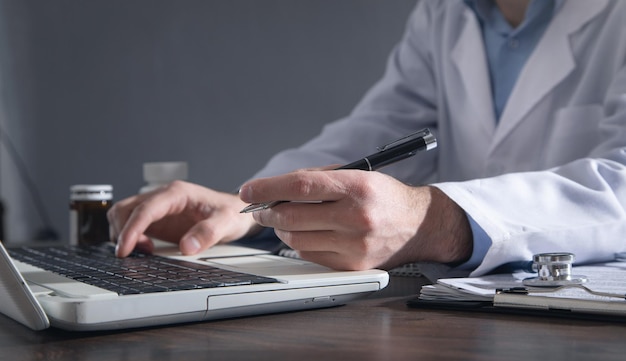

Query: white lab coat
[252,0,626,276]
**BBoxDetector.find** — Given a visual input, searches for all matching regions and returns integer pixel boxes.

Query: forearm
[416,186,473,265]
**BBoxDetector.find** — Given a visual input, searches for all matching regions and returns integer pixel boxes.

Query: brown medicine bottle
[69,184,113,246]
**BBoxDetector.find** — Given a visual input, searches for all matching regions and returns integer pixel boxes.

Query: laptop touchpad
[203,255,312,269]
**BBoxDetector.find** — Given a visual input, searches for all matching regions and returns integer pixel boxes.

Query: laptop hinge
[0,242,50,330]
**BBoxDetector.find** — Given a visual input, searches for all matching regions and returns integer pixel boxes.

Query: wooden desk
[1,276,624,361]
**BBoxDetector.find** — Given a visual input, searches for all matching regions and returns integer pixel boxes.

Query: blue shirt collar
[464,0,563,35]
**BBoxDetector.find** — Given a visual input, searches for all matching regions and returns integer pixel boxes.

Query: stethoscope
[498,252,626,300]
[522,252,587,287]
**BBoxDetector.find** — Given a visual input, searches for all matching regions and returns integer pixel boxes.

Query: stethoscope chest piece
[522,252,588,287]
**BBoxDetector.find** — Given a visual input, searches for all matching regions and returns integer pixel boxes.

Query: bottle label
[69,209,78,246]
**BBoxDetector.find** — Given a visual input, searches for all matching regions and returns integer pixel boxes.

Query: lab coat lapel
[494,0,609,147]
[450,8,496,141]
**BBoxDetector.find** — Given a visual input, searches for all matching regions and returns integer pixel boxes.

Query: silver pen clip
[377,129,433,152]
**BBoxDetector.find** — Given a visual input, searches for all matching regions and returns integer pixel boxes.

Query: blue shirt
[458,0,560,270]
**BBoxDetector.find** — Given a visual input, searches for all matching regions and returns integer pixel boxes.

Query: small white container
[140,161,188,194]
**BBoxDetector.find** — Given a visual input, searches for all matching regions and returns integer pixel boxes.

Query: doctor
[108,0,626,276]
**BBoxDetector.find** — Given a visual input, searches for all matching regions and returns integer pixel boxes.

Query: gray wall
[0,0,417,242]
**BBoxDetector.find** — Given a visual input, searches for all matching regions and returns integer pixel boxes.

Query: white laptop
[0,241,388,331]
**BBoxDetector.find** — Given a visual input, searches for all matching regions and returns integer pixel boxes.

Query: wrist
[413,186,473,265]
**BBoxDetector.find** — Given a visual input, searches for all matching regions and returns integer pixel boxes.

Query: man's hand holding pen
[239,170,473,270]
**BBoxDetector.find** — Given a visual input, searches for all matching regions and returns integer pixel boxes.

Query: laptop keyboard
[8,245,279,295]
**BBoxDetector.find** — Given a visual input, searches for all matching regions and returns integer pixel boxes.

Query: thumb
[178,220,222,255]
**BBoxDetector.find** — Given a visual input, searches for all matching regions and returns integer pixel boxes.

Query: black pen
[240,128,437,213]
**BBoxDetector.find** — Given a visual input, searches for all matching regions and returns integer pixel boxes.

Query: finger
[114,192,184,257]
[311,164,341,171]
[178,220,219,255]
[133,236,155,254]
[252,201,349,232]
[114,231,153,255]
[177,207,253,255]
[273,229,380,270]
[240,169,360,204]
[274,229,348,253]
[107,194,143,242]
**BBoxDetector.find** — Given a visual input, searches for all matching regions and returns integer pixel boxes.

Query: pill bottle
[69,184,113,246]
[140,161,188,194]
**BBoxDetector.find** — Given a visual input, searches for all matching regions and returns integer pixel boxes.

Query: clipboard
[407,298,626,322]
[408,260,626,322]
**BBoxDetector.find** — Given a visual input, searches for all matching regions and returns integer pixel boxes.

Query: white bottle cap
[143,162,188,184]
[70,184,113,201]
